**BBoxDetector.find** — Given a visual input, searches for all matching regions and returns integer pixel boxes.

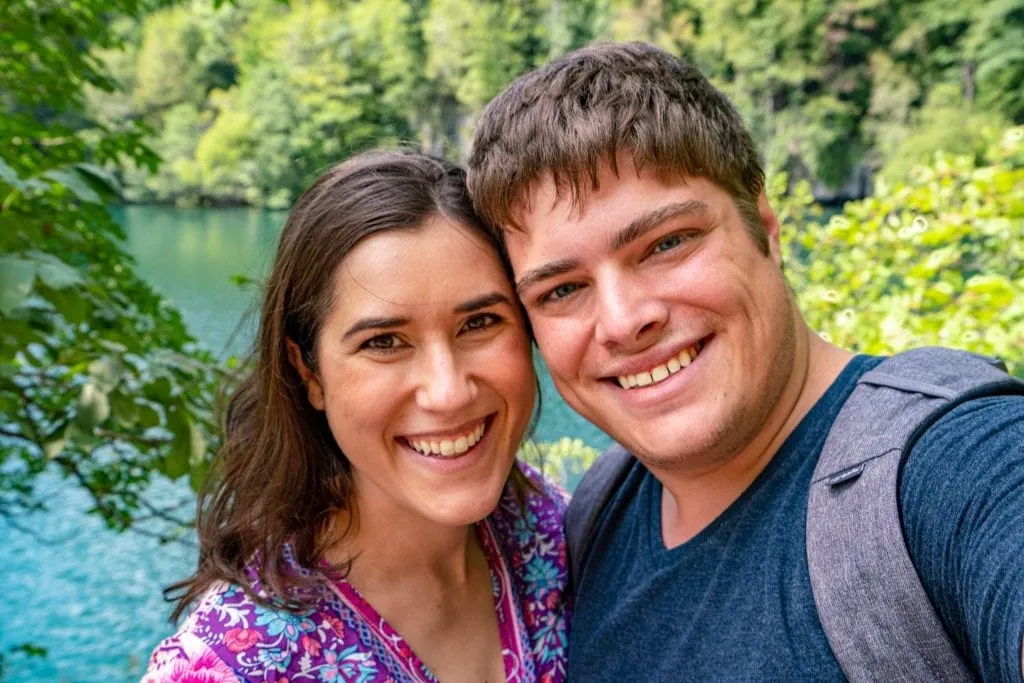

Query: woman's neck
[324,485,480,592]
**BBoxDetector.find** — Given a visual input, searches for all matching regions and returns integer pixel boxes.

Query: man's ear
[285,339,325,411]
[757,192,783,266]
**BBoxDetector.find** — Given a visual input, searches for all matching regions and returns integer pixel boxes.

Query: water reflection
[113,205,285,358]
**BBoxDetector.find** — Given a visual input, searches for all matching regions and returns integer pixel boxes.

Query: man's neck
[657,324,853,548]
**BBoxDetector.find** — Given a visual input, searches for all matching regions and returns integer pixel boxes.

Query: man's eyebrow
[454,292,513,314]
[342,316,408,340]
[514,258,582,297]
[610,200,710,252]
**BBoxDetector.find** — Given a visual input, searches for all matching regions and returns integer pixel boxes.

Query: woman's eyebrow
[342,316,408,340]
[454,292,513,314]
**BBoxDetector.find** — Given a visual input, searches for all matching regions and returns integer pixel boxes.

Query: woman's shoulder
[491,460,569,543]
[143,628,238,683]
[487,461,571,679]
[488,460,570,600]
[143,579,383,681]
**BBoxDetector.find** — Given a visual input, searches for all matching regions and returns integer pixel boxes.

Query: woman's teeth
[617,344,700,389]
[407,422,486,458]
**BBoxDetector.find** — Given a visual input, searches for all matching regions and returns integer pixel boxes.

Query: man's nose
[415,344,478,413]
[593,273,669,350]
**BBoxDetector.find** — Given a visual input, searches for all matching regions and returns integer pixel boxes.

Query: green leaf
[188,455,210,492]
[143,377,173,403]
[87,357,123,393]
[137,403,161,429]
[229,273,257,288]
[109,390,139,429]
[43,437,66,461]
[0,158,25,191]
[0,256,37,314]
[34,255,84,289]
[163,408,192,479]
[74,163,121,197]
[74,381,111,427]
[9,643,48,658]
[37,283,91,324]
[965,274,1014,296]
[43,168,103,204]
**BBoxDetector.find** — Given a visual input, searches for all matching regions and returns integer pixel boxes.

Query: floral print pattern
[143,464,570,682]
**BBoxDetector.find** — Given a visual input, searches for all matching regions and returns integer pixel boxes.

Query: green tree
[1,0,223,538]
[776,127,1024,376]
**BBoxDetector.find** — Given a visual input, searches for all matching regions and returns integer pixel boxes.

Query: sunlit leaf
[43,168,103,204]
[75,381,111,427]
[0,256,37,314]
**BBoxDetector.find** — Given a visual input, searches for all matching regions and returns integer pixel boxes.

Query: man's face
[506,155,798,469]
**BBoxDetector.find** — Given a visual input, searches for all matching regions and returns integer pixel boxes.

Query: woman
[144,151,570,682]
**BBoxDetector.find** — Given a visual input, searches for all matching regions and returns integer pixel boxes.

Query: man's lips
[602,336,711,390]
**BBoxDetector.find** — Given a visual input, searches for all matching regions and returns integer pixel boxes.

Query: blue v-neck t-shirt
[567,355,1024,681]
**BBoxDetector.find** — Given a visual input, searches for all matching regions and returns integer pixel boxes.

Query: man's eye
[463,312,502,332]
[542,282,581,303]
[652,234,684,254]
[361,334,402,351]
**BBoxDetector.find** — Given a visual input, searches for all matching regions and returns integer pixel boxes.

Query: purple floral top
[143,465,570,682]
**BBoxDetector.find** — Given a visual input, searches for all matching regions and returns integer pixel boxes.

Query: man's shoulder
[825,347,1023,440]
[565,444,638,525]
[907,391,1024,472]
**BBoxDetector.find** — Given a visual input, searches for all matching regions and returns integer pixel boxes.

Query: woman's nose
[415,345,478,413]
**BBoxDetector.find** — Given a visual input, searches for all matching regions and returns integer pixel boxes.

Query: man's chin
[604,417,730,469]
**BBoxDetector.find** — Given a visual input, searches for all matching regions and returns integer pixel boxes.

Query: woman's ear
[286,339,325,410]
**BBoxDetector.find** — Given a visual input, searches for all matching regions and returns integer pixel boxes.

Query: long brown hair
[168,151,533,620]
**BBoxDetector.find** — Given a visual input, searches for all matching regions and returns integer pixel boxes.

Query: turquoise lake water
[0,205,610,682]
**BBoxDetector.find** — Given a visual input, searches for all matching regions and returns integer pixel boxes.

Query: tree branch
[0,508,77,545]
[138,497,194,530]
[95,429,170,448]
[0,426,38,448]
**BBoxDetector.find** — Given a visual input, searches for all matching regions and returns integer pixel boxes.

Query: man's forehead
[509,153,693,224]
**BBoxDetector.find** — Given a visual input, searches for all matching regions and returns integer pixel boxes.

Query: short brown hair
[468,41,769,253]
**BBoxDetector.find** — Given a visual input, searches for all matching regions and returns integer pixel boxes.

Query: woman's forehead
[330,219,513,315]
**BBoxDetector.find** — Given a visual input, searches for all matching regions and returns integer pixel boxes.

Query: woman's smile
[400,414,492,458]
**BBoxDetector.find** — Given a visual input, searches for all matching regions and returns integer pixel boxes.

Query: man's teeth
[617,345,699,389]
[407,423,486,457]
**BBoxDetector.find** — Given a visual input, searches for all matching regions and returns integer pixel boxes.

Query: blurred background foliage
[774,128,1022,375]
[0,0,1021,551]
[87,0,1024,207]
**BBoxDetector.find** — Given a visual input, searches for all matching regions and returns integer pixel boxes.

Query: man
[468,42,1024,680]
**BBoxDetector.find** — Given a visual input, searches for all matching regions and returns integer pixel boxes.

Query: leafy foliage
[91,0,1024,206]
[520,437,601,491]
[1,0,224,536]
[2,0,1020,549]
[776,127,1024,376]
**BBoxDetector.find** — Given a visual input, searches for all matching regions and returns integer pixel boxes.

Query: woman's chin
[426,482,507,529]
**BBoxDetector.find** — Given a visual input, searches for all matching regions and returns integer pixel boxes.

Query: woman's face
[296,216,535,530]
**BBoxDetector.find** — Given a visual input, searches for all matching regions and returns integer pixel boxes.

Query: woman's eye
[463,312,502,332]
[361,334,402,351]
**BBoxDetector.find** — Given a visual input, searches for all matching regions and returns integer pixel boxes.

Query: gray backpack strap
[565,444,634,592]
[807,347,1023,682]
